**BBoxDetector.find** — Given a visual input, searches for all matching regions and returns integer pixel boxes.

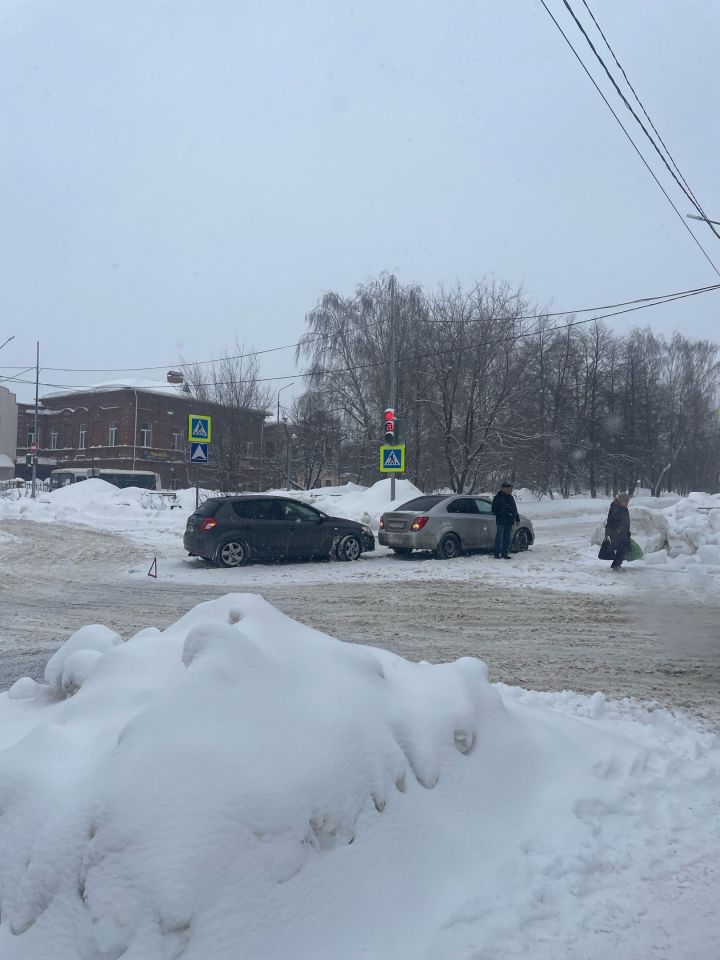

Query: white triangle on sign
[193,421,208,438]
[191,444,208,462]
[385,450,401,467]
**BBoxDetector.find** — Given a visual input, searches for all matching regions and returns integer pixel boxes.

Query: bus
[50,468,160,491]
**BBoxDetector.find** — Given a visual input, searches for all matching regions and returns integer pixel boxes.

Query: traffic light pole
[389,275,397,502]
[31,341,39,499]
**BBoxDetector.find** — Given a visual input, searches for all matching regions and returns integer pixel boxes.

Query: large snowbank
[282,478,423,527]
[1,595,719,959]
[0,478,423,545]
[663,492,720,558]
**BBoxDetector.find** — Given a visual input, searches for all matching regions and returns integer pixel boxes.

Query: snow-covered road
[2,515,719,726]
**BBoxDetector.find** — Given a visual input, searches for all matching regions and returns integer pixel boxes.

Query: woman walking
[604,492,631,571]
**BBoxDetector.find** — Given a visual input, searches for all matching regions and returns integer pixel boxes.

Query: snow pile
[309,477,423,527]
[1,595,719,959]
[277,478,423,528]
[0,478,189,534]
[0,478,422,546]
[663,492,720,560]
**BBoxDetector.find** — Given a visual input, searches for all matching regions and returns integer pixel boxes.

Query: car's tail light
[379,516,384,529]
[411,516,429,531]
[198,518,218,533]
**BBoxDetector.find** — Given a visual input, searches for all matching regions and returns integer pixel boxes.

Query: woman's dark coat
[603,499,631,562]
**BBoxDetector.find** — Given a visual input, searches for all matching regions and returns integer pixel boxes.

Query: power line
[567,0,720,241]
[0,331,333,374]
[422,281,720,323]
[579,0,710,220]
[538,0,720,280]
[16,279,716,394]
[1,280,718,376]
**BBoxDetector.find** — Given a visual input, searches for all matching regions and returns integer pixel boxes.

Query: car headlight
[361,525,373,537]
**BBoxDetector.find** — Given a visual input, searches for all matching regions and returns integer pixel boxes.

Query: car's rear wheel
[216,539,249,567]
[392,547,413,556]
[436,533,461,560]
[512,528,531,552]
[336,534,362,561]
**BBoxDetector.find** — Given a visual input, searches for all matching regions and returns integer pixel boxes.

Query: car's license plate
[387,520,406,531]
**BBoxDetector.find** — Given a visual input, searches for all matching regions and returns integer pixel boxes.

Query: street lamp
[277,382,295,424]
[0,335,15,353]
[686,213,720,228]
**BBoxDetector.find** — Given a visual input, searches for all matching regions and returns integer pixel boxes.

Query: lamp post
[276,381,295,424]
[686,213,720,228]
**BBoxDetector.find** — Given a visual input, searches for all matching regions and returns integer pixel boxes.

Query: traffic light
[384,407,395,444]
[25,454,32,466]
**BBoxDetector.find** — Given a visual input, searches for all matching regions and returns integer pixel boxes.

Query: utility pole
[31,342,39,499]
[389,275,397,502]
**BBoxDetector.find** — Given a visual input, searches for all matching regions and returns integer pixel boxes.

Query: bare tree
[287,391,342,489]
[294,273,720,497]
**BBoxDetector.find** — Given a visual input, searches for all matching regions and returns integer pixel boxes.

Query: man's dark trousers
[494,522,513,558]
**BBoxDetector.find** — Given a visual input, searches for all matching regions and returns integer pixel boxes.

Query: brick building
[15,380,266,490]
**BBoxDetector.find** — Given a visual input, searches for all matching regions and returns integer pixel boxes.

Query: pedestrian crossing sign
[188,414,212,443]
[189,442,209,464]
[380,444,405,472]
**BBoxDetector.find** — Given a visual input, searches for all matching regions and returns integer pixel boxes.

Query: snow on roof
[41,378,188,401]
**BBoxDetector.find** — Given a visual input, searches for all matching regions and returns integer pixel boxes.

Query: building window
[172,430,182,451]
[26,429,36,448]
[108,422,118,446]
[79,424,87,449]
[50,429,60,450]
[140,422,152,448]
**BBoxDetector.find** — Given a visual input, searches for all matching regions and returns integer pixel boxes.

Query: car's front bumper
[361,532,376,552]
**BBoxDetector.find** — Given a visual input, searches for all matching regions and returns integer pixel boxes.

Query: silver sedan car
[378,494,535,559]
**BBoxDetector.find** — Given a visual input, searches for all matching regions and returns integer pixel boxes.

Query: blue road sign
[379,444,405,472]
[189,442,209,464]
[188,414,212,443]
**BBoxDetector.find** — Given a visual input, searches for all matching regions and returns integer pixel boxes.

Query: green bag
[627,538,644,562]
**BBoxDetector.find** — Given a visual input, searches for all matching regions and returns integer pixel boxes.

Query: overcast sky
[1,0,719,405]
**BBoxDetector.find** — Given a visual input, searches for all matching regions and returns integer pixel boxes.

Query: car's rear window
[396,496,447,512]
[195,498,222,517]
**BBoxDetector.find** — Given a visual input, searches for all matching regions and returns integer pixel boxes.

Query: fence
[0,479,50,499]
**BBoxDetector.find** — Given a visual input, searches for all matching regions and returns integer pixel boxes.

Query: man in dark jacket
[492,482,520,559]
[604,492,631,570]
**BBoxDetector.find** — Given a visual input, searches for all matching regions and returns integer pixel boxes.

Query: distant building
[15,379,266,490]
[0,385,19,481]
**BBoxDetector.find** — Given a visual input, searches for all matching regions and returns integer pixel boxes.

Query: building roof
[39,378,270,416]
[41,378,188,402]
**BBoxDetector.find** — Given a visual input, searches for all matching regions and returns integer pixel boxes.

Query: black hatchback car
[183,495,375,567]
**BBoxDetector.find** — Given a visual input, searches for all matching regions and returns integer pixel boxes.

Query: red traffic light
[384,408,395,422]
